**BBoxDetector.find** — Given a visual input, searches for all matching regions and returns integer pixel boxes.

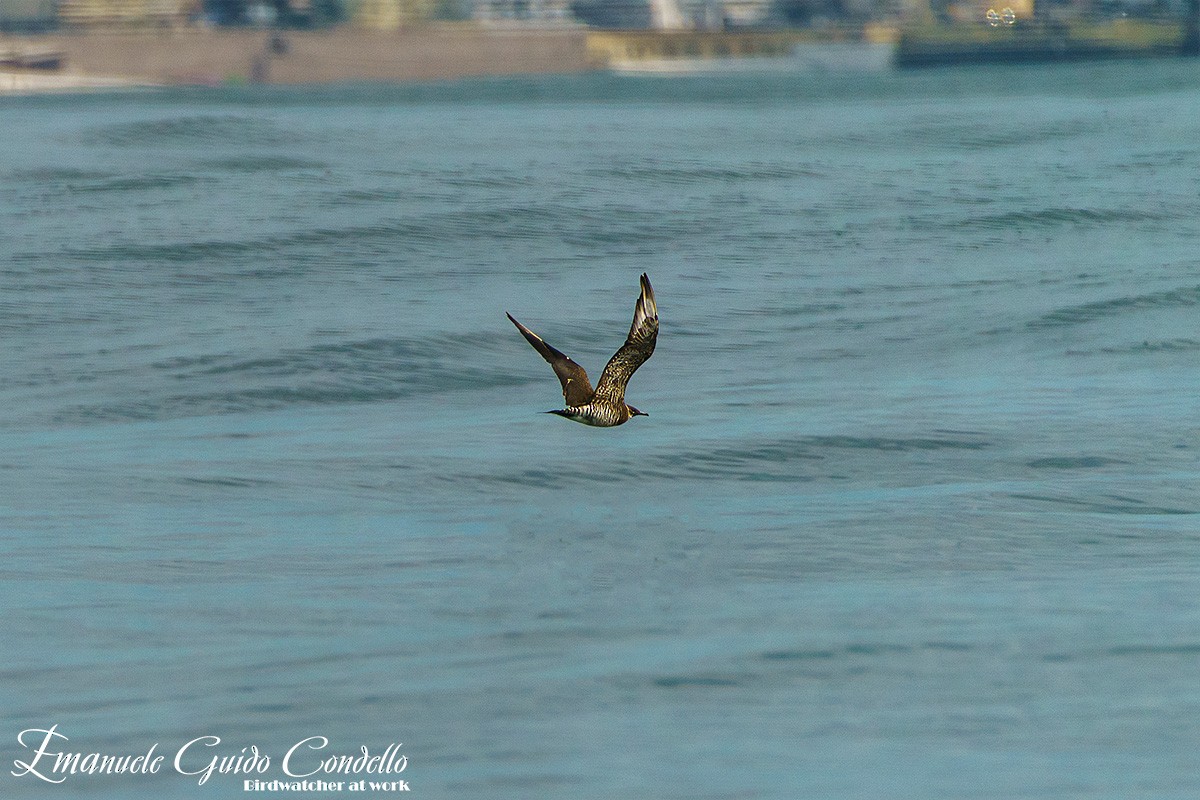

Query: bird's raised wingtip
[636,273,657,323]
[506,311,530,333]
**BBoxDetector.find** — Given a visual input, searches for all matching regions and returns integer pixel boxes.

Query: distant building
[562,0,649,26]
[352,0,437,27]
[945,0,1032,22]
[720,0,773,25]
[57,0,198,28]
[488,0,773,27]
[474,0,574,23]
[201,0,344,26]
[0,0,58,31]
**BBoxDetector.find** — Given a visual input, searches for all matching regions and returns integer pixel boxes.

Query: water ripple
[970,205,1184,230]
[1029,284,1200,329]
[49,333,527,424]
[478,434,992,489]
[1009,493,1195,515]
[84,114,296,147]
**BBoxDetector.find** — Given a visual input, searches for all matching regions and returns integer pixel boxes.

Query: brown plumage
[507,273,658,427]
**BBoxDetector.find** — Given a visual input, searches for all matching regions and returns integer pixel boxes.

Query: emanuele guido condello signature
[11,725,409,786]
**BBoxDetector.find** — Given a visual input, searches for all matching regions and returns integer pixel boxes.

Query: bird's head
[626,404,648,418]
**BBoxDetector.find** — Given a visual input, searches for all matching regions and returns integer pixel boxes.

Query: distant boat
[894,20,1187,68]
[0,47,64,71]
[608,40,896,75]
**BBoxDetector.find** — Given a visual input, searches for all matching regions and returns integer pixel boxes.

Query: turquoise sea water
[3,61,1200,799]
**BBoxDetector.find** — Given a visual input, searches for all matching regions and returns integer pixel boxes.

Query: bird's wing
[593,273,658,406]
[507,313,595,407]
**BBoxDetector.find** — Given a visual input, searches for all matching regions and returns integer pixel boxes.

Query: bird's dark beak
[632,409,648,417]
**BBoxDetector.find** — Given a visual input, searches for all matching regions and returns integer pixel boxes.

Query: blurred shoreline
[0,27,594,91]
[0,68,151,93]
[1,18,1194,94]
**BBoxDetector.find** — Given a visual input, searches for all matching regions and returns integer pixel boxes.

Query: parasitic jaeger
[507,273,658,427]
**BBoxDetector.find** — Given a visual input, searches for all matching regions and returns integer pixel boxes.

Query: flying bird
[507,273,658,427]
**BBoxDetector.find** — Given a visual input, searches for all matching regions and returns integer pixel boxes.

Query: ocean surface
[3,60,1199,799]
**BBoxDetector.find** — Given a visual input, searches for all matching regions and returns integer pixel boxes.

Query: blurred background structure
[0,0,1195,88]
[0,0,1191,32]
